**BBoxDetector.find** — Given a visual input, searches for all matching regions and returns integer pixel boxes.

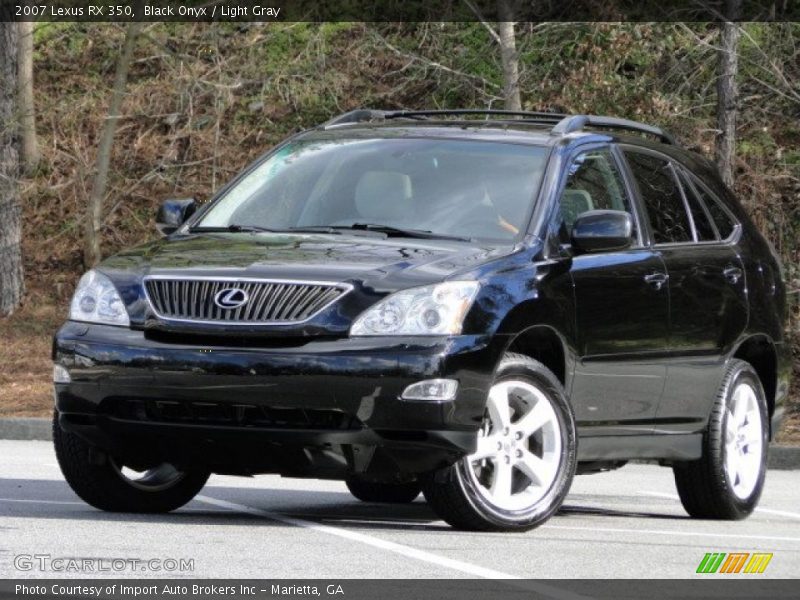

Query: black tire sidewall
[453,355,577,529]
[53,412,209,513]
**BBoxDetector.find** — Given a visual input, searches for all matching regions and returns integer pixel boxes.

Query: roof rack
[385,109,567,123]
[320,108,677,145]
[321,108,567,129]
[320,109,392,128]
[552,115,676,145]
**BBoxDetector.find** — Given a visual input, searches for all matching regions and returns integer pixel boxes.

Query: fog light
[53,364,71,384]
[401,379,458,401]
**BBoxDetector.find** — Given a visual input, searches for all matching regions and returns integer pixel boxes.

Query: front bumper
[53,322,506,477]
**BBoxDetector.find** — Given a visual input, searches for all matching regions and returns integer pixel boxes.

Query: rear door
[620,148,748,433]
[558,146,669,435]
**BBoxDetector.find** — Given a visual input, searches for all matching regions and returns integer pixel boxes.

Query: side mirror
[571,210,633,253]
[156,199,197,235]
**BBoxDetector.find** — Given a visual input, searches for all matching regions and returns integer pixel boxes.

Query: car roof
[298,110,682,153]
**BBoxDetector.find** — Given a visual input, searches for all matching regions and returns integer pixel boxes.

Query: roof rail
[386,109,567,123]
[321,109,392,129]
[320,108,567,129]
[552,115,676,145]
[320,109,677,145]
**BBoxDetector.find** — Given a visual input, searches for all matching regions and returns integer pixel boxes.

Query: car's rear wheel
[345,477,421,503]
[423,353,577,531]
[673,359,768,520]
[53,412,210,513]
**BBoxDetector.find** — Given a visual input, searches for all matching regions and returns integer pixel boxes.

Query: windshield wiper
[189,224,278,233]
[189,223,472,242]
[337,223,473,242]
[284,226,344,235]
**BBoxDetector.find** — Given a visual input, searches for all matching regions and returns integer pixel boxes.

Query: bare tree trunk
[84,22,141,267]
[715,0,742,188]
[18,20,38,174]
[497,1,521,111]
[0,18,24,316]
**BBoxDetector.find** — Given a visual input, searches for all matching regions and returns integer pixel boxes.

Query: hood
[103,232,512,289]
[99,232,517,336]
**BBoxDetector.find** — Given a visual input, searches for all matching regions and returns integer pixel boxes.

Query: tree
[715,0,742,188]
[0,17,24,316]
[496,1,521,111]
[84,22,142,267]
[466,0,522,111]
[17,20,38,174]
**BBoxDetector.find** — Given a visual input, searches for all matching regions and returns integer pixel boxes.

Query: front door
[557,147,669,435]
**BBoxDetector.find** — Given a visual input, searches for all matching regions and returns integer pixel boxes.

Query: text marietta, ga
[16,584,343,597]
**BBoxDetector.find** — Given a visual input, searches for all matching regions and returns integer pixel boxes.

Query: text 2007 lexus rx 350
[52,109,790,531]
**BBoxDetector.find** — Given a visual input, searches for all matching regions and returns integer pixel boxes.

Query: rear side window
[624,150,692,244]
[677,171,717,241]
[691,179,737,240]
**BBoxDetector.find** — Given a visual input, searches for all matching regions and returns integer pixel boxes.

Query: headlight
[69,270,130,327]
[350,281,479,336]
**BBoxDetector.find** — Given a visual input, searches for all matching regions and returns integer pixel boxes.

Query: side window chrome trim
[666,161,701,244]
[681,171,742,245]
[674,166,721,241]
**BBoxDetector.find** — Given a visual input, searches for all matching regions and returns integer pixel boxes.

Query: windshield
[194,137,549,242]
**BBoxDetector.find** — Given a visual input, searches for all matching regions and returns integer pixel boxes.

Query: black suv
[53,109,790,531]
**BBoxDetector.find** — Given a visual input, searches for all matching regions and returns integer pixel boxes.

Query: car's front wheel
[423,353,577,531]
[53,412,210,513]
[673,360,769,520]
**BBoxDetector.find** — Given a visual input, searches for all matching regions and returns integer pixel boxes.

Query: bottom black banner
[0,579,797,600]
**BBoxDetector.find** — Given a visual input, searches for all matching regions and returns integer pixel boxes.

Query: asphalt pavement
[1,440,798,579]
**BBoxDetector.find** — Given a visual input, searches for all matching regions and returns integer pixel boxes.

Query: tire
[345,478,421,503]
[673,359,769,520]
[422,353,577,531]
[53,412,210,513]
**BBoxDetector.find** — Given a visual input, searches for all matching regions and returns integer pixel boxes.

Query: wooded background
[0,21,797,439]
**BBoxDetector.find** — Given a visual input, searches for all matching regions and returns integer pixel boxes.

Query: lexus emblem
[214,287,249,310]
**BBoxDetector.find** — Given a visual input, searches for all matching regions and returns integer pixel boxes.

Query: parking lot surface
[1,440,798,579]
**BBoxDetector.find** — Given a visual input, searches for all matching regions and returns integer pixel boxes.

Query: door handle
[644,272,669,290]
[723,265,743,284]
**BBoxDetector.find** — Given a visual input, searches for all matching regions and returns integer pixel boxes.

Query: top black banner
[2,0,799,22]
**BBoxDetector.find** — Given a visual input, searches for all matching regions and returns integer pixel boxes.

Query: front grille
[144,277,349,324]
[105,398,363,430]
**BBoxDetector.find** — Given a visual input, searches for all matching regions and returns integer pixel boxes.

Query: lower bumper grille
[103,398,363,430]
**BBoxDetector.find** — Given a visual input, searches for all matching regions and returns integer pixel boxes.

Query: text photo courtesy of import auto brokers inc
[0,0,798,598]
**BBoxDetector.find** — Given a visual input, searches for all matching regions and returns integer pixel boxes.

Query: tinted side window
[677,171,717,241]
[691,179,737,240]
[558,148,635,241]
[624,151,692,244]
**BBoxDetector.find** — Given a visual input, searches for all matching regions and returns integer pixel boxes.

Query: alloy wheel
[466,379,562,512]
[724,382,764,500]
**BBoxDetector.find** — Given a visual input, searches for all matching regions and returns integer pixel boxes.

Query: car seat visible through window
[354,171,413,223]
[560,189,594,232]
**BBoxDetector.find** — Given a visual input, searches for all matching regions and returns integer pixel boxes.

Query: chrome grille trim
[143,276,352,325]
